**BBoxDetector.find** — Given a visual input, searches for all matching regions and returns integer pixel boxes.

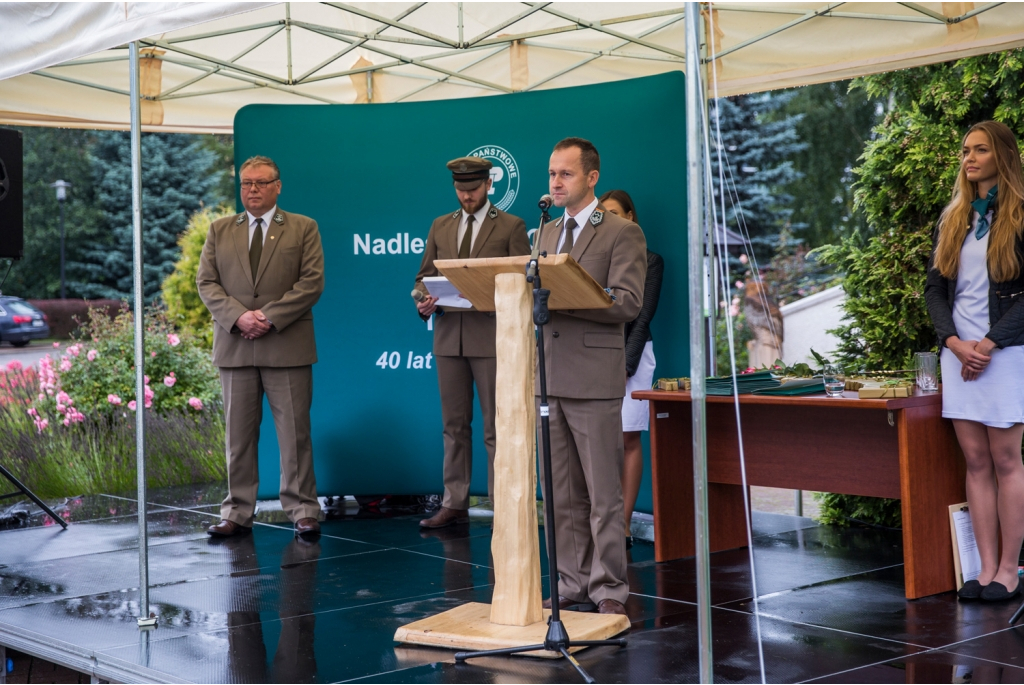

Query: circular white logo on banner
[468,145,519,211]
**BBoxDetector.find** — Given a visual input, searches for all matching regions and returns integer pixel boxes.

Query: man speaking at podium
[413,157,530,528]
[538,138,647,616]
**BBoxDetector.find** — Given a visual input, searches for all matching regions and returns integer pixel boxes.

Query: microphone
[412,289,444,316]
[538,194,554,211]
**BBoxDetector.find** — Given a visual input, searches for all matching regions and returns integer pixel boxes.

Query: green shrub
[813,492,902,529]
[162,205,232,348]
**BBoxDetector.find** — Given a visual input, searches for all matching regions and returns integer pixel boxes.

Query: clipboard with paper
[949,503,982,590]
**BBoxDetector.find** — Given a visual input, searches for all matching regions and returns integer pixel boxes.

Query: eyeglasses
[240,179,279,190]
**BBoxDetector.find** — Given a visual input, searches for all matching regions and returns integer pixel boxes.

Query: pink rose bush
[0,284,225,498]
[22,307,220,432]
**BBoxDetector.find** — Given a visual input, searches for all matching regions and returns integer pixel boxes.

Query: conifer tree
[709,91,806,262]
[77,132,221,301]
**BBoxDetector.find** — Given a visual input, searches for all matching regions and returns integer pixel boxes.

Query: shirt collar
[463,200,491,225]
[247,206,277,227]
[564,196,599,229]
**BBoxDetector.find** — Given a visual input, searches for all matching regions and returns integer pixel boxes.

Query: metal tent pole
[685,3,713,683]
[129,42,156,630]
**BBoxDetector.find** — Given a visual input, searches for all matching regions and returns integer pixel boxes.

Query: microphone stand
[454,202,627,683]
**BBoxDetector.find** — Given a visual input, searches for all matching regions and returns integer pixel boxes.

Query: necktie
[972,185,998,240]
[250,218,263,278]
[459,214,474,259]
[560,218,578,254]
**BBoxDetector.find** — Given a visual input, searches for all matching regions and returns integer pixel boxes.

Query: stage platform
[1,483,1023,684]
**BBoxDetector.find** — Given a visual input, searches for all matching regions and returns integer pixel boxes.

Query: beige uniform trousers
[539,395,629,606]
[219,365,320,526]
[435,355,497,510]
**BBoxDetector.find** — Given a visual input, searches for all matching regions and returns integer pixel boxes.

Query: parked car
[0,297,50,346]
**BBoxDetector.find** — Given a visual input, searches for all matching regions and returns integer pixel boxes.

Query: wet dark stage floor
[2,485,1023,683]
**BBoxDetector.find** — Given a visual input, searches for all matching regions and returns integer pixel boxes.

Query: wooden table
[631,389,966,599]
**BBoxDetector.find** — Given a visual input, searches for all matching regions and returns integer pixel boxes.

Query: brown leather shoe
[598,599,627,616]
[543,595,596,611]
[294,517,321,538]
[419,507,469,529]
[207,520,251,537]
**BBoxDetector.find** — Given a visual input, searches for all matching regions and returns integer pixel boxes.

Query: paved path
[0,342,65,370]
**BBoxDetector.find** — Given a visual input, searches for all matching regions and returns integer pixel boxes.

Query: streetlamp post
[49,180,71,299]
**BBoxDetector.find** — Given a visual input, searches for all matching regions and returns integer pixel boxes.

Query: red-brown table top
[632,387,942,410]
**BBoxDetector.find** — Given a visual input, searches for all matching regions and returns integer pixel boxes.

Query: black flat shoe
[981,580,1021,602]
[957,579,985,601]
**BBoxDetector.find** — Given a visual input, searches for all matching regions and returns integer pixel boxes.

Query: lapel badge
[235,214,245,225]
[488,207,498,219]
[452,210,461,219]
[590,211,604,227]
[274,213,284,225]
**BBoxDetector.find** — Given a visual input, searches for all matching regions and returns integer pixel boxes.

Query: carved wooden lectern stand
[393,254,629,659]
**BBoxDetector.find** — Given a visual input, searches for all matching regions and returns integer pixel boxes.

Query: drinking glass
[823,363,845,397]
[915,352,938,392]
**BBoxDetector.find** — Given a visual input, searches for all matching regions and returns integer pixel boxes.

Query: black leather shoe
[957,579,985,601]
[981,580,1021,602]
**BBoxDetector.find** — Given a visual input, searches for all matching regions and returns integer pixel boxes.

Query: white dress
[940,211,1024,428]
[622,341,656,432]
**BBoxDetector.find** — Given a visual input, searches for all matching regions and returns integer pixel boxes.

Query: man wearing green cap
[413,156,531,528]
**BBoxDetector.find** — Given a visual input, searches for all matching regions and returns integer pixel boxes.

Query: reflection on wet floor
[1,484,1024,683]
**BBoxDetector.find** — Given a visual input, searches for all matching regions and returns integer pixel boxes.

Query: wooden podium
[393,254,629,657]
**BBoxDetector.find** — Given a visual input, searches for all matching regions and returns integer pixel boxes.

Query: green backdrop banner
[234,72,688,514]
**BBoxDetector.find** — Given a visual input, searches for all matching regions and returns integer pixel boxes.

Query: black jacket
[625,250,664,376]
[924,222,1024,349]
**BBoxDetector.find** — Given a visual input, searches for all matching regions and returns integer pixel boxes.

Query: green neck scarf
[972,185,998,239]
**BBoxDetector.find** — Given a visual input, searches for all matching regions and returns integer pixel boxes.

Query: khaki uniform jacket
[414,206,531,357]
[536,210,647,399]
[197,209,325,368]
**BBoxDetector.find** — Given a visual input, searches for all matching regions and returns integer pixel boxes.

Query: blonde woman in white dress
[925,120,1024,603]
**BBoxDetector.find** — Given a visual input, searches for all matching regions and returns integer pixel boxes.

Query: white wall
[778,285,845,366]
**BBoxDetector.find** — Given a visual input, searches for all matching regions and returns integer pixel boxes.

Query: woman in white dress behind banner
[599,189,663,549]
[925,120,1024,603]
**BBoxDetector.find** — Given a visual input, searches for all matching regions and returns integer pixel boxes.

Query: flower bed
[0,307,225,498]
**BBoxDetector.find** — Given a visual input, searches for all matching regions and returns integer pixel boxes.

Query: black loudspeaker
[0,128,24,260]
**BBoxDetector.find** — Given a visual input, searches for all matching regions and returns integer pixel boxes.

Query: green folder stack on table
[752,377,826,396]
[705,370,781,396]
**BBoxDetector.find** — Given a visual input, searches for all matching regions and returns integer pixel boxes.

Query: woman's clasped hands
[948,335,996,381]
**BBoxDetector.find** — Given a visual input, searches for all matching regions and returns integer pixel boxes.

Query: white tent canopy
[2,2,1022,133]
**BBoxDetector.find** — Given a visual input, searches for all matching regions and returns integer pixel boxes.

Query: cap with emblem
[447,157,492,190]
